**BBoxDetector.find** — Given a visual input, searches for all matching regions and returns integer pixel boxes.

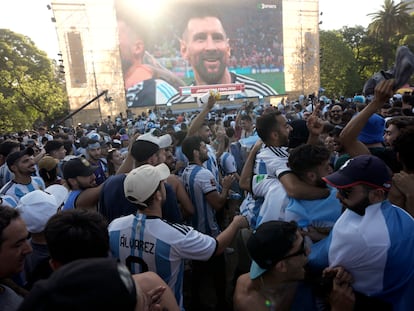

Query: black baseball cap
[247,221,298,279]
[323,155,392,191]
[63,157,97,179]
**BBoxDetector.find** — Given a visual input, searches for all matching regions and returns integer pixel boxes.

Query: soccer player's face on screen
[181,16,231,84]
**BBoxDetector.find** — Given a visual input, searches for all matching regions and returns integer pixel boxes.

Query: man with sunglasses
[319,154,414,310]
[234,221,354,311]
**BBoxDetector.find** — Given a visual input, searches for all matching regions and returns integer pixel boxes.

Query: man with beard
[327,104,345,127]
[233,221,355,311]
[167,7,278,104]
[284,144,342,241]
[181,135,236,311]
[62,157,103,210]
[108,163,248,310]
[85,139,107,185]
[319,154,414,310]
[0,148,45,207]
[239,111,330,229]
[186,96,221,187]
[0,207,33,310]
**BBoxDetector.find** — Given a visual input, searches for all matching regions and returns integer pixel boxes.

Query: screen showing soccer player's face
[181,16,231,85]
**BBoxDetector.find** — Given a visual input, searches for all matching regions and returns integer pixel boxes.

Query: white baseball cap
[124,164,170,207]
[17,185,69,233]
[137,132,172,149]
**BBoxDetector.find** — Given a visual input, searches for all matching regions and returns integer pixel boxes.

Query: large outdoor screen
[115,0,284,108]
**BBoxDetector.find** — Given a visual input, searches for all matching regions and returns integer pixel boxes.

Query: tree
[367,0,413,69]
[319,30,362,98]
[0,29,68,133]
[340,26,383,83]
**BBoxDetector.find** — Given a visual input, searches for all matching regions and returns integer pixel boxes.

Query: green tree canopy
[0,29,68,133]
[319,30,362,98]
[368,0,413,68]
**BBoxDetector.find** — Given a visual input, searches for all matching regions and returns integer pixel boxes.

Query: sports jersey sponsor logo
[120,235,154,254]
[210,178,216,187]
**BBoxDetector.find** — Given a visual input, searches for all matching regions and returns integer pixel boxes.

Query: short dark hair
[288,144,330,178]
[44,140,63,154]
[181,6,225,39]
[45,209,109,265]
[0,206,20,248]
[0,140,20,157]
[256,111,282,143]
[182,136,203,162]
[386,116,414,129]
[393,128,414,171]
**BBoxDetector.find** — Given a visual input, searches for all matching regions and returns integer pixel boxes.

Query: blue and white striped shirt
[0,177,45,207]
[108,214,216,309]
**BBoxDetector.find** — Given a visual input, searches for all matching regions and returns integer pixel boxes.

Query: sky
[0,0,387,60]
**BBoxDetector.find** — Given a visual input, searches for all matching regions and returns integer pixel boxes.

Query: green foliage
[320,0,414,98]
[0,29,68,133]
[319,30,362,98]
[367,0,414,68]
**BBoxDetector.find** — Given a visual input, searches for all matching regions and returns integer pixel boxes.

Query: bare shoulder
[234,274,265,311]
[166,174,178,185]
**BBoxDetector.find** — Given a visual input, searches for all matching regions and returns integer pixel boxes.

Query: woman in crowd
[106,148,124,176]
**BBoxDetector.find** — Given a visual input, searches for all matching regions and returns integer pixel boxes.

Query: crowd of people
[1,77,414,311]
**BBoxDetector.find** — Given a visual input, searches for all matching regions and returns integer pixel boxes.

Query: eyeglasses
[279,239,306,261]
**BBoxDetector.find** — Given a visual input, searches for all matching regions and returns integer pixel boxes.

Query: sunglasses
[279,239,306,261]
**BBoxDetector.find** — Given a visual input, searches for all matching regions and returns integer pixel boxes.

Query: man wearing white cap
[108,163,249,309]
[99,131,183,223]
[17,185,68,288]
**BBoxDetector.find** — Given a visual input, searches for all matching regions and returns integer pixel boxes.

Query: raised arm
[187,95,216,137]
[76,183,104,210]
[306,104,324,145]
[239,139,262,192]
[279,172,329,199]
[116,133,140,174]
[340,79,394,157]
